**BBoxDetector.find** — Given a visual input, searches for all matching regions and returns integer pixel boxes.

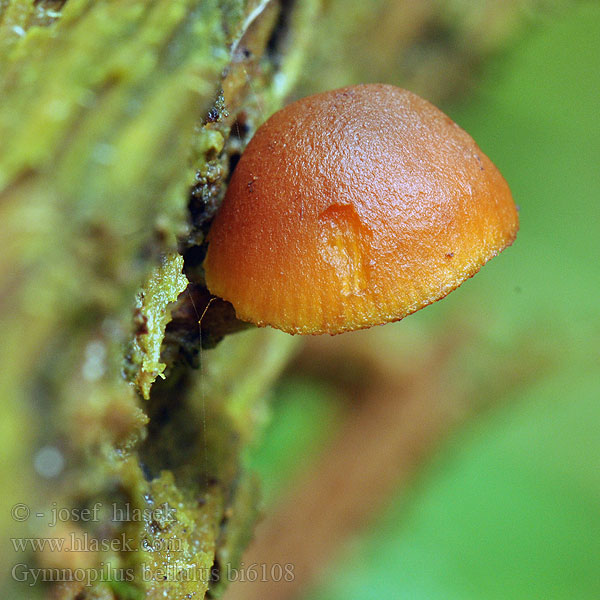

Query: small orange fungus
[204,84,519,334]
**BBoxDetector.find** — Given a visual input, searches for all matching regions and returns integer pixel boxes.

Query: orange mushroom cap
[204,84,519,335]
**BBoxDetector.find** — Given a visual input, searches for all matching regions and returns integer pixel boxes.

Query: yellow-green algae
[128,254,189,400]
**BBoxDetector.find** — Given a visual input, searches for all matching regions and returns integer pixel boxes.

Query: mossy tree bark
[0,1,317,598]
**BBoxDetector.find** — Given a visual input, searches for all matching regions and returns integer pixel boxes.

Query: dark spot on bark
[231,115,250,139]
[183,244,207,270]
[133,308,149,335]
[209,558,222,585]
[140,462,154,482]
[229,152,241,175]
[267,0,296,66]
[207,107,219,123]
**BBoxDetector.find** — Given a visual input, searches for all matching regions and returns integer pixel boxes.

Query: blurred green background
[232,3,600,599]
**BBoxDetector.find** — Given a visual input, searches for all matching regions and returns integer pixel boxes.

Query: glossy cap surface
[204,84,519,334]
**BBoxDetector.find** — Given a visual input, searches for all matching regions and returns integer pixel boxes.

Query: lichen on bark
[125,253,189,400]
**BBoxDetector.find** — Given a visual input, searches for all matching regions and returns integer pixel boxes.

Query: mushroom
[204,84,518,335]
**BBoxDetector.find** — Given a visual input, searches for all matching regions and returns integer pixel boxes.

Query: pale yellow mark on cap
[318,204,370,297]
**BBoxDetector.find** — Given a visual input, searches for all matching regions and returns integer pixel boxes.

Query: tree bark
[0,1,316,598]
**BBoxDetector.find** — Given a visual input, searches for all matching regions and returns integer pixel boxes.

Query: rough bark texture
[0,1,314,598]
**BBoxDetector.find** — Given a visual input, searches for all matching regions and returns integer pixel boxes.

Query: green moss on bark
[0,0,314,598]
